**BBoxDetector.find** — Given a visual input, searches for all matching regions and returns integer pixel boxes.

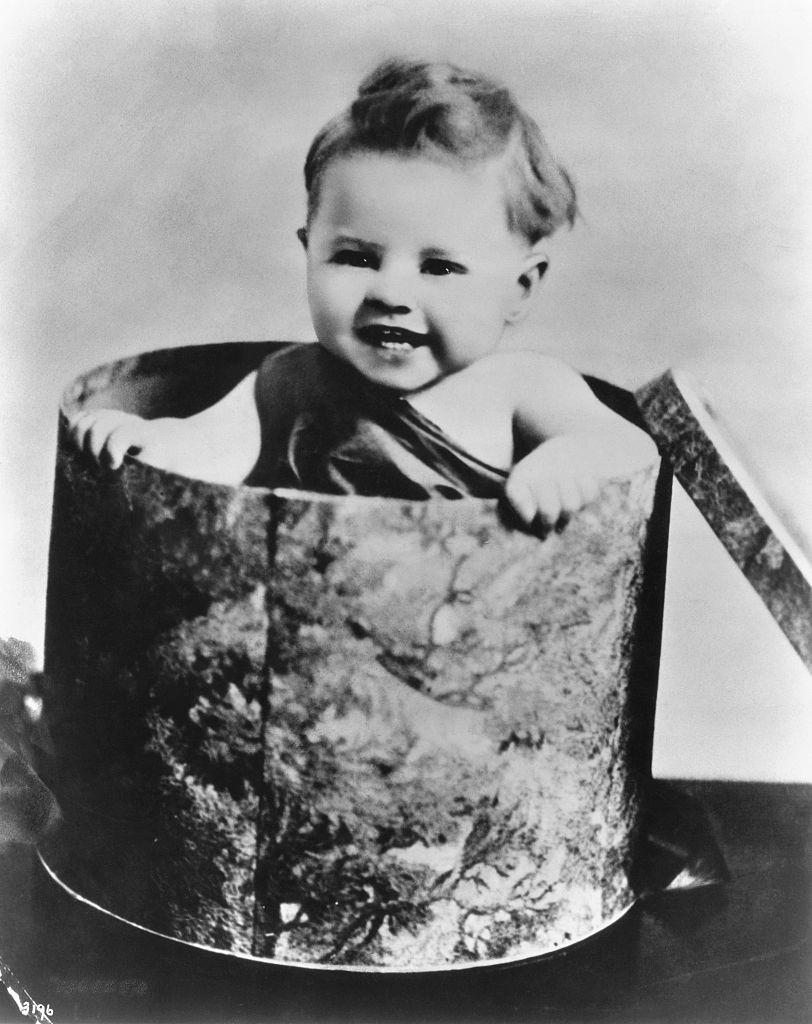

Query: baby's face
[303,153,535,392]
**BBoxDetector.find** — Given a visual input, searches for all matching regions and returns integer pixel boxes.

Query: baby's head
[299,59,577,392]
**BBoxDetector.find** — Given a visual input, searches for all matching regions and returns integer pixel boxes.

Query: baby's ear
[519,258,548,291]
[296,227,308,249]
[506,254,548,324]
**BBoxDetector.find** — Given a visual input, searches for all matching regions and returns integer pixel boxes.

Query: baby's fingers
[555,476,584,520]
[83,411,130,463]
[503,473,535,525]
[68,409,142,467]
[67,410,95,451]
[504,470,563,531]
[575,473,599,507]
[104,421,144,469]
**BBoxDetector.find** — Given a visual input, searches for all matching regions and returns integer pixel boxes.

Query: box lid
[636,370,811,672]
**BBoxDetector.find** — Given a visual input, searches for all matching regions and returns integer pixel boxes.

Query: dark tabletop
[0,781,809,1024]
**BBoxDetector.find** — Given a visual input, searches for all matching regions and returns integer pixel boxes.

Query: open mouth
[356,325,429,352]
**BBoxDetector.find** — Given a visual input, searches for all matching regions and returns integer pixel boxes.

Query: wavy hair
[304,58,577,244]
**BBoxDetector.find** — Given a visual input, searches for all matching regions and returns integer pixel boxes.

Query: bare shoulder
[418,350,589,415]
[469,349,593,403]
[482,349,625,443]
[496,347,582,376]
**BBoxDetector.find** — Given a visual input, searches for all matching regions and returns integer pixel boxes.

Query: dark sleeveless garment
[245,344,507,497]
[244,342,646,498]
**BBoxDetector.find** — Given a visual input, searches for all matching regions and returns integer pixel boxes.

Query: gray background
[1,0,810,778]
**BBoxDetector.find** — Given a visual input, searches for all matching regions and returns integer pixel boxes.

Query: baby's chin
[360,360,444,394]
[323,339,443,393]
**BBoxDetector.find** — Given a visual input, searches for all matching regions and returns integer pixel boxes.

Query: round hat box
[40,342,669,971]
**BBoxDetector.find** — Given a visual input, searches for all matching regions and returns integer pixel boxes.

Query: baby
[71,58,657,529]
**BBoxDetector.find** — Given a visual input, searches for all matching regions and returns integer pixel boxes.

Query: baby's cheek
[310,276,355,321]
[307,294,338,335]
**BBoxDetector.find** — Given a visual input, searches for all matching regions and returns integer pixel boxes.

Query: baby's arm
[69,371,261,485]
[504,353,659,529]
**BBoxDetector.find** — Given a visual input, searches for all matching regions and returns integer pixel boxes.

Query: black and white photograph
[1,1,810,1020]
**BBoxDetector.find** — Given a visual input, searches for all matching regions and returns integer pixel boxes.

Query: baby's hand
[505,437,601,531]
[69,409,193,473]
[67,373,261,484]
[504,430,658,531]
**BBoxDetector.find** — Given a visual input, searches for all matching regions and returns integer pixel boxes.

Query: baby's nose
[364,265,414,314]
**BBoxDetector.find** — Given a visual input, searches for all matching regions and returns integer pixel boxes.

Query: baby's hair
[304,58,577,244]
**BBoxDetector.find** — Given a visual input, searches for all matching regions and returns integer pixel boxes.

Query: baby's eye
[331,250,376,269]
[421,258,467,276]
